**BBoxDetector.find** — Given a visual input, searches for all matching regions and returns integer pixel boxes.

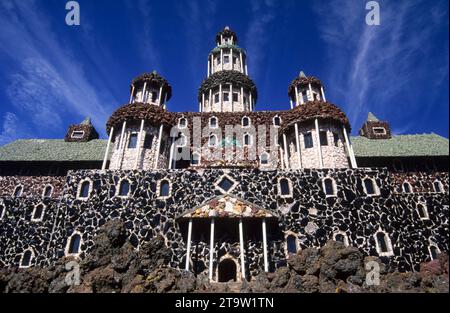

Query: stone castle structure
[0,27,448,283]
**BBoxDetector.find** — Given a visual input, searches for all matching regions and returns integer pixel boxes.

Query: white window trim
[243,133,253,147]
[362,176,380,196]
[191,152,201,166]
[76,178,93,200]
[31,203,46,222]
[71,130,85,139]
[214,174,238,194]
[0,200,5,220]
[284,231,300,258]
[374,230,394,257]
[372,127,387,135]
[19,248,35,269]
[433,180,444,193]
[416,199,429,220]
[333,231,349,246]
[157,179,172,199]
[12,185,24,198]
[259,152,270,166]
[278,177,293,198]
[116,178,132,198]
[127,132,139,149]
[402,181,413,193]
[209,116,219,128]
[273,115,282,128]
[208,134,218,147]
[42,184,54,198]
[178,118,188,129]
[65,231,83,258]
[428,243,441,260]
[241,116,251,128]
[322,177,337,197]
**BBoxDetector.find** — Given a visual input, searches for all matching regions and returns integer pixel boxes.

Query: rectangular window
[320,131,328,146]
[333,133,339,147]
[224,55,230,64]
[143,135,153,149]
[214,94,220,103]
[233,92,239,102]
[304,133,313,149]
[128,133,138,149]
[223,92,229,102]
[373,127,386,135]
[71,131,84,139]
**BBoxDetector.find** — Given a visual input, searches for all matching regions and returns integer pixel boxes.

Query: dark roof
[0,139,108,162]
[351,133,449,158]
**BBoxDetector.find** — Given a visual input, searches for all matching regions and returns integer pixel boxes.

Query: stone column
[102,127,114,171]
[295,86,300,106]
[134,120,145,170]
[249,93,253,112]
[283,134,290,169]
[169,136,176,169]
[321,86,326,101]
[209,218,215,280]
[290,99,293,110]
[202,93,205,112]
[158,86,163,105]
[164,93,168,109]
[262,218,269,273]
[245,63,248,75]
[129,85,135,104]
[239,218,246,280]
[185,218,193,271]
[230,48,233,71]
[239,52,244,73]
[118,121,127,169]
[308,83,313,101]
[142,82,147,103]
[294,123,302,169]
[230,84,234,112]
[315,119,324,169]
[240,87,244,111]
[219,84,223,111]
[209,89,213,112]
[207,59,210,77]
[154,124,164,169]
[343,127,358,168]
[220,49,224,71]
[279,147,285,169]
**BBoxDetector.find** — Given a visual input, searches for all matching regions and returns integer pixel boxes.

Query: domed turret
[288,71,326,108]
[129,70,172,109]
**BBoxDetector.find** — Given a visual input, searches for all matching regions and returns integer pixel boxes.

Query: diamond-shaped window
[216,175,237,194]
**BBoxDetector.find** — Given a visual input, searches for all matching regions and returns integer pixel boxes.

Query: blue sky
[0,0,448,145]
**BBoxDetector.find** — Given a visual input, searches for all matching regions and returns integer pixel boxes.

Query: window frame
[77,179,92,200]
[65,232,83,257]
[209,117,218,129]
[158,179,171,199]
[116,179,132,198]
[322,177,337,197]
[13,185,24,198]
[128,132,139,149]
[19,249,34,269]
[362,177,380,196]
[374,231,394,257]
[278,177,293,198]
[71,130,85,139]
[31,203,46,222]
[241,116,251,128]
[333,231,349,246]
[42,185,53,198]
[372,127,387,135]
[304,132,314,149]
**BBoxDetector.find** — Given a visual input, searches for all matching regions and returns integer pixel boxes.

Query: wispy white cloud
[0,0,117,142]
[0,112,32,146]
[313,0,448,134]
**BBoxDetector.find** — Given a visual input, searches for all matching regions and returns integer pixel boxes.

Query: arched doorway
[218,258,237,283]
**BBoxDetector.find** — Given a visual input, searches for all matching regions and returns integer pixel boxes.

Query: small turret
[64,117,99,142]
[359,112,392,139]
[288,71,326,107]
[128,70,172,109]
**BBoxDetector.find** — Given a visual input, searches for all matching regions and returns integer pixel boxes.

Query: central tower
[198,26,257,113]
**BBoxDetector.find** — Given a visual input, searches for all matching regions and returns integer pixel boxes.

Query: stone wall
[1,168,447,276]
[211,49,244,73]
[0,176,66,198]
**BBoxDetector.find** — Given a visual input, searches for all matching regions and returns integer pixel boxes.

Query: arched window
[243,133,252,146]
[209,117,218,128]
[178,118,188,129]
[417,199,429,220]
[67,234,81,255]
[433,180,443,193]
[42,185,53,198]
[402,182,412,193]
[32,203,45,221]
[208,134,218,147]
[242,116,250,127]
[159,180,170,198]
[323,178,336,196]
[260,152,269,165]
[429,245,440,260]
[375,231,393,256]
[273,116,281,127]
[13,185,23,198]
[118,180,131,197]
[191,152,200,166]
[286,235,297,254]
[77,180,91,199]
[363,178,378,195]
[20,249,33,268]
[279,178,292,197]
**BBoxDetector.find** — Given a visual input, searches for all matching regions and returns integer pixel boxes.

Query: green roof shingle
[0,139,108,162]
[351,133,449,158]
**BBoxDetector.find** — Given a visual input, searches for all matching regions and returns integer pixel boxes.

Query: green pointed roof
[367,112,379,122]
